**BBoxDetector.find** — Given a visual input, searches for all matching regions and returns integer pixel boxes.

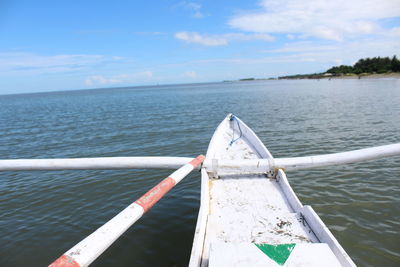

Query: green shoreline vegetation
[233,56,400,81]
[278,56,400,80]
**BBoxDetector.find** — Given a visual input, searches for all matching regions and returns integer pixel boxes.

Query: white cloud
[175,31,274,46]
[85,71,154,87]
[177,1,204,18]
[189,36,400,68]
[85,75,122,86]
[388,27,400,36]
[116,71,153,79]
[193,11,204,18]
[229,0,400,41]
[175,32,228,46]
[183,71,198,78]
[225,33,275,42]
[0,52,122,73]
[264,42,338,53]
[137,71,153,78]
[185,2,201,10]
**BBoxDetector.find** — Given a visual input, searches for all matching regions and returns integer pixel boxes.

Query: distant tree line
[327,56,400,75]
[278,73,325,79]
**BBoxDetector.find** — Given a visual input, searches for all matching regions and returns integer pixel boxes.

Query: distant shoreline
[327,73,400,79]
[232,73,400,82]
[278,72,400,80]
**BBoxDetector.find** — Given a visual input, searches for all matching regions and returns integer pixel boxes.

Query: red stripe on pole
[189,155,205,168]
[49,255,80,267]
[135,177,176,212]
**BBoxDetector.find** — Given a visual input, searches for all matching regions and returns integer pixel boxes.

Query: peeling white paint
[189,114,356,267]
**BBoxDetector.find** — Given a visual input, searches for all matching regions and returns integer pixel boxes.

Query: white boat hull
[189,114,355,267]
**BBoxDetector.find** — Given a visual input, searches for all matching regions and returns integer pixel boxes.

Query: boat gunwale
[189,114,356,267]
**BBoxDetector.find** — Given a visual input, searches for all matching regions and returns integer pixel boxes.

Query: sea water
[0,79,399,266]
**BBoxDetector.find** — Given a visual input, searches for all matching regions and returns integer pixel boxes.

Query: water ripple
[0,80,399,266]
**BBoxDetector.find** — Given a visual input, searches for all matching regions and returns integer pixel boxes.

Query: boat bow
[189,114,355,267]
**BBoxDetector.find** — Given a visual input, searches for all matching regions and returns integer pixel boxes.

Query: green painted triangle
[255,243,296,266]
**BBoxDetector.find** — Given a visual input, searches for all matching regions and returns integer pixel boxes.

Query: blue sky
[0,0,399,94]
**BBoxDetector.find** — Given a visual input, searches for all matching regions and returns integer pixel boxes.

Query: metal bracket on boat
[266,169,276,178]
[269,168,288,180]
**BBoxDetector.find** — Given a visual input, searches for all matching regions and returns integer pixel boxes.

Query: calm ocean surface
[0,79,399,266]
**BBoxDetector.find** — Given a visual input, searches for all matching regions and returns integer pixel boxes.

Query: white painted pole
[210,143,400,174]
[273,143,400,171]
[0,157,196,171]
[49,155,205,267]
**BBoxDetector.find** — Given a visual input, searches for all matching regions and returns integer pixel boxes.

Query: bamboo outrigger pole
[49,155,205,267]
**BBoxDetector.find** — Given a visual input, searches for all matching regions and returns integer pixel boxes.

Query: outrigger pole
[0,144,399,173]
[211,143,400,174]
[0,144,399,174]
[0,157,196,171]
[49,155,205,267]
